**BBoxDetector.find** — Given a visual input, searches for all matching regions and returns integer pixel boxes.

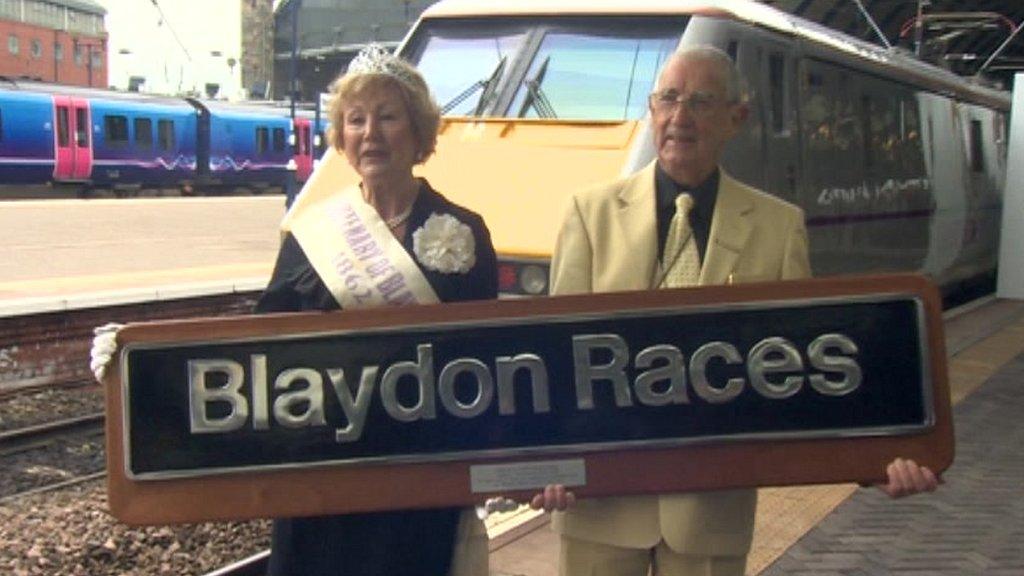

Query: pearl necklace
[384,205,414,230]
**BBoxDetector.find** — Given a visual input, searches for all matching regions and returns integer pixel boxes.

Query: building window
[91,51,102,69]
[74,44,84,66]
[31,39,42,59]
[54,42,63,61]
[8,35,19,55]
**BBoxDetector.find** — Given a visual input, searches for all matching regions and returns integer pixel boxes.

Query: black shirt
[655,164,720,263]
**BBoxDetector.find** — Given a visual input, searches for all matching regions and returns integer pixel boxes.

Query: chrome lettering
[572,334,632,410]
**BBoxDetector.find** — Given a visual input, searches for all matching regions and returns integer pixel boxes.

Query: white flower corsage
[412,213,476,274]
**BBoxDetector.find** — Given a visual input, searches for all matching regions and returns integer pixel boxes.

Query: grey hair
[659,45,748,104]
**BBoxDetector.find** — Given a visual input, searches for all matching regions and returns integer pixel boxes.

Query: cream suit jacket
[549,161,811,556]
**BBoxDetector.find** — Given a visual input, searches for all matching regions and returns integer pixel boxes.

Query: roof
[765,0,1024,85]
[422,0,1024,86]
[54,0,107,16]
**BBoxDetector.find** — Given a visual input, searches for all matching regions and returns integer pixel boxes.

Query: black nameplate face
[121,295,931,480]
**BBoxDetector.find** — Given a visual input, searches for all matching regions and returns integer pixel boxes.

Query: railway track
[0,412,106,502]
[2,286,1007,573]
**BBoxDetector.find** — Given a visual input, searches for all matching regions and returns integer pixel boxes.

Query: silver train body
[399,0,1011,298]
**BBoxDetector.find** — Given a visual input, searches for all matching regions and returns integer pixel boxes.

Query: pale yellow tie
[660,193,701,288]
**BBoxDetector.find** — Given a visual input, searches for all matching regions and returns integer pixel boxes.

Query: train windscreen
[405,17,686,120]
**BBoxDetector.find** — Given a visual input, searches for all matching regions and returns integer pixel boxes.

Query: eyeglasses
[648,90,730,117]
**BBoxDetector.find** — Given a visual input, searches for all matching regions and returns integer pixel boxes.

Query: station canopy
[766,0,1024,88]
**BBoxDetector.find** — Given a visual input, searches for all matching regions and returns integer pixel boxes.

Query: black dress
[257,181,498,576]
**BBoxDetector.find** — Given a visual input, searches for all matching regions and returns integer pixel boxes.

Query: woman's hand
[529,484,576,512]
[90,323,124,382]
[876,457,940,498]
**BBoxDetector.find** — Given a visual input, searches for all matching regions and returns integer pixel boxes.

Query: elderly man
[533,45,939,576]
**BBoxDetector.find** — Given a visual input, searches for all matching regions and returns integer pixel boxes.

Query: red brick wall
[0,20,107,88]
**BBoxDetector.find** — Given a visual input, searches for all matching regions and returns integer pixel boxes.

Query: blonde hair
[328,55,441,163]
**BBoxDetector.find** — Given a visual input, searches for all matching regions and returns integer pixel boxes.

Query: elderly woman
[255,45,497,575]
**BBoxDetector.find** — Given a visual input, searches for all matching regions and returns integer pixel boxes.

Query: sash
[286,184,439,309]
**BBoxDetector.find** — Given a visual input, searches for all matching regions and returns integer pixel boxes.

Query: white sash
[287,184,439,309]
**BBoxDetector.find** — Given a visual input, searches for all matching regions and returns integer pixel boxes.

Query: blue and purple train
[0,78,328,195]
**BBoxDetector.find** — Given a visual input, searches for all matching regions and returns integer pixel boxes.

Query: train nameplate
[103,274,953,524]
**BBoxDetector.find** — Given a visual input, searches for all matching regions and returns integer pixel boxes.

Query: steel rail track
[0,412,105,455]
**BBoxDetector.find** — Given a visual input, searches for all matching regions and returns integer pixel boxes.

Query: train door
[756,40,800,201]
[294,117,312,182]
[52,96,92,180]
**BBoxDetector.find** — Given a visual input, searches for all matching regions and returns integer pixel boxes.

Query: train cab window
[104,115,128,146]
[969,119,985,173]
[410,21,530,116]
[507,25,680,120]
[273,128,286,153]
[256,127,270,154]
[134,118,153,149]
[75,108,88,147]
[157,120,175,151]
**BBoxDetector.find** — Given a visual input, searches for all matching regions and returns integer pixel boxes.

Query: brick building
[0,0,107,87]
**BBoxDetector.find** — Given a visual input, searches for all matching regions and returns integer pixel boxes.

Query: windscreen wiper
[440,56,507,116]
[517,56,557,119]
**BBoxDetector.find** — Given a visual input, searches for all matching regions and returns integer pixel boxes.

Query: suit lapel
[617,162,659,290]
[699,172,753,286]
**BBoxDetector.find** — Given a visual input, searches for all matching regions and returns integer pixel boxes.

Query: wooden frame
[105,273,952,524]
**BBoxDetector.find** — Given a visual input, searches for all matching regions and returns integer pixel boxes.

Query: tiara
[347,44,418,85]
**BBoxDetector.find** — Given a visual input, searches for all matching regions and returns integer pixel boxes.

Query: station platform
[489,299,1024,576]
[3,198,1022,574]
[0,197,282,315]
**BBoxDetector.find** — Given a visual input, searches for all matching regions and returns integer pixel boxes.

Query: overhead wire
[149,0,192,61]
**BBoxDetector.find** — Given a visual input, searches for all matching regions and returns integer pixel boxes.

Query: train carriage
[0,87,56,184]
[188,100,294,191]
[352,0,1009,297]
[88,96,198,189]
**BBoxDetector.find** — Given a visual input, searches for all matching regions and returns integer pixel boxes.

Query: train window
[861,95,874,169]
[507,27,679,120]
[256,127,270,154]
[273,128,286,153]
[75,108,88,147]
[768,53,786,134]
[56,107,70,147]
[134,118,153,149]
[104,115,128,145]
[969,119,984,173]
[413,22,528,116]
[158,119,175,151]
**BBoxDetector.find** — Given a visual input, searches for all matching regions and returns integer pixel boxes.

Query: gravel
[0,385,105,432]
[0,482,271,575]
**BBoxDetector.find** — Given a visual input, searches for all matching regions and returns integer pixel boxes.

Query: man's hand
[876,457,940,498]
[90,323,124,382]
[475,497,520,520]
[529,484,576,512]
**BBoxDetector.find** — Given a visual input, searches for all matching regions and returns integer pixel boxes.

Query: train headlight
[519,265,548,295]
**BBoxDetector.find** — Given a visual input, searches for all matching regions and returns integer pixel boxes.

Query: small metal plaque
[470,459,587,493]
[103,274,954,525]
